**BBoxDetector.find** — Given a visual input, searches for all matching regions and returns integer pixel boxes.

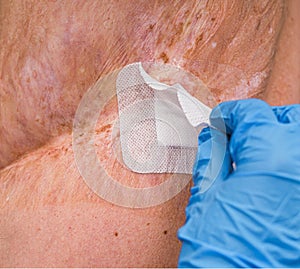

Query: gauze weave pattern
[116,62,211,174]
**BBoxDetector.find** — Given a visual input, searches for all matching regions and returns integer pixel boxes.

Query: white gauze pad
[116,62,212,174]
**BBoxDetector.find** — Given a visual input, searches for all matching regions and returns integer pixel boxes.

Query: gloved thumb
[193,127,232,193]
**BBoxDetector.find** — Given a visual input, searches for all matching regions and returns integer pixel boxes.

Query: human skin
[0,0,299,267]
[264,0,300,104]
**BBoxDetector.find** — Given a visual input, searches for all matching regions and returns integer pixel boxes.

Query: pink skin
[0,0,299,267]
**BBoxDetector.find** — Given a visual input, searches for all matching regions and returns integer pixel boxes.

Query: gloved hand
[178,99,300,268]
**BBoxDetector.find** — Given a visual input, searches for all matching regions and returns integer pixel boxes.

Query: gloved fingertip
[193,127,232,192]
[193,127,212,186]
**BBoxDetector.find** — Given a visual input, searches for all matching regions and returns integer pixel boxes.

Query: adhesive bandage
[116,62,212,174]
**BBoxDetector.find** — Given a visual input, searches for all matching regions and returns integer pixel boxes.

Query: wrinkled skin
[0,0,299,267]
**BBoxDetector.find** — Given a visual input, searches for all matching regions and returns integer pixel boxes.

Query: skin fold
[0,0,298,267]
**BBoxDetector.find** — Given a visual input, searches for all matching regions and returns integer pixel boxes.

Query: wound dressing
[116,62,212,174]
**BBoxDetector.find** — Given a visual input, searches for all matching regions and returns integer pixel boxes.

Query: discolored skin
[0,0,286,169]
[0,0,299,267]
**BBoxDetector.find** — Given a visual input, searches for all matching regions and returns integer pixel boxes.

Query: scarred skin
[0,0,299,267]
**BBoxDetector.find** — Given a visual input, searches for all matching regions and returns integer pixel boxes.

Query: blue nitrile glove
[178,99,300,268]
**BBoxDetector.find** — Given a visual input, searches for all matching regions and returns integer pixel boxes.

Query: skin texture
[0,0,299,267]
[0,0,285,169]
[264,0,300,105]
